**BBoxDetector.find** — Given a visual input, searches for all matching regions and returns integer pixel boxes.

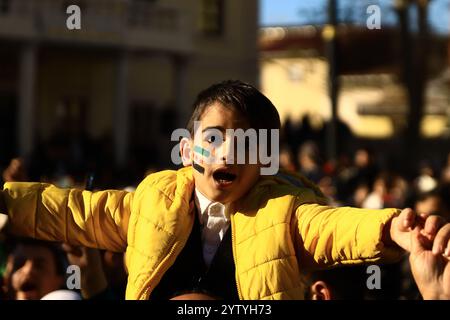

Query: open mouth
[213,168,237,186]
[20,282,37,293]
[18,281,39,299]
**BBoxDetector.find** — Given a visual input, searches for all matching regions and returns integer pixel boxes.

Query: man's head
[2,238,66,300]
[415,189,443,216]
[180,80,280,203]
[303,266,367,300]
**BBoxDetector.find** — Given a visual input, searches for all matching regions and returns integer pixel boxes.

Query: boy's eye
[205,134,218,144]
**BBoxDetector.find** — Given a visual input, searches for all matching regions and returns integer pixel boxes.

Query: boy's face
[184,103,261,204]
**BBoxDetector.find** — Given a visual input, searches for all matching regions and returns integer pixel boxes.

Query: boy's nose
[216,138,235,164]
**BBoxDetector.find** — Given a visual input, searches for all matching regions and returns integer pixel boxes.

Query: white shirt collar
[194,188,230,223]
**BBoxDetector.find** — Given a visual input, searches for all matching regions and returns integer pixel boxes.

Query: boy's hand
[409,226,450,299]
[388,208,446,252]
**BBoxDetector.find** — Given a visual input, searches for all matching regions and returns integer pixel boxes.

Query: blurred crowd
[279,116,450,300]
[0,115,449,300]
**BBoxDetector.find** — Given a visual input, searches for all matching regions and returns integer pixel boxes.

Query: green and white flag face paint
[192,145,209,174]
[193,145,210,162]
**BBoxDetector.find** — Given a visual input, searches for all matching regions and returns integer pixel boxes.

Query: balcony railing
[0,0,193,52]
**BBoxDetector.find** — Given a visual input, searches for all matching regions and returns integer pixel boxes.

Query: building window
[199,0,224,36]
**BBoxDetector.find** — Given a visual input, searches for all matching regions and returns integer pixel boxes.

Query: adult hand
[2,158,28,182]
[62,243,108,299]
[409,225,450,300]
[389,209,446,253]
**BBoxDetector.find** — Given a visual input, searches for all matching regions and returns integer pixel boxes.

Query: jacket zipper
[138,214,195,300]
[231,213,243,300]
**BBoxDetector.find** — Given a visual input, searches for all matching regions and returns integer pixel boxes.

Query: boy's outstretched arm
[292,203,404,269]
[0,182,132,252]
[293,203,449,270]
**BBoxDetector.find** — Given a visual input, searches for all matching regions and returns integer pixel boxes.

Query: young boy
[0,80,449,300]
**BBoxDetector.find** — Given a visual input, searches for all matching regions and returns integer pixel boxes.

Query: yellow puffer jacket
[2,167,402,300]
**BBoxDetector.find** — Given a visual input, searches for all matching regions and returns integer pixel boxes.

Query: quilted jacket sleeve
[292,203,404,269]
[2,182,132,252]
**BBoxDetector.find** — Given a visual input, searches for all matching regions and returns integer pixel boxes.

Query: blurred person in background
[362,173,391,209]
[350,183,370,208]
[442,166,450,184]
[101,250,128,298]
[2,158,28,183]
[297,141,323,184]
[302,220,450,300]
[415,162,438,194]
[438,183,450,221]
[302,266,367,300]
[348,148,378,193]
[415,189,444,217]
[361,172,407,299]
[62,244,126,299]
[317,176,342,207]
[1,157,127,300]
[335,148,378,205]
[387,175,410,209]
[0,213,7,299]
[1,237,78,300]
[440,153,450,186]
[279,145,297,173]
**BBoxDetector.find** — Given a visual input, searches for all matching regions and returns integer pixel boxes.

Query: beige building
[259,26,450,139]
[0,0,258,166]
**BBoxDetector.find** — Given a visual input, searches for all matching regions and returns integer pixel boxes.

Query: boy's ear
[180,137,193,167]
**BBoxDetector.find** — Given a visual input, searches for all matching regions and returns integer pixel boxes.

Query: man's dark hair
[5,237,68,276]
[187,80,281,135]
[416,188,441,203]
[305,266,367,300]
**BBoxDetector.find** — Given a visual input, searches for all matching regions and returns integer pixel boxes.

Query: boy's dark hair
[187,80,281,135]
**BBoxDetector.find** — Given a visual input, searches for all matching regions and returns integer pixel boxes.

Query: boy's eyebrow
[202,126,226,133]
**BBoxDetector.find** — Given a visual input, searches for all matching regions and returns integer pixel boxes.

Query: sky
[259,0,450,35]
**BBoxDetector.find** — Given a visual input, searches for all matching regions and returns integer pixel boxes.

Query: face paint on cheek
[193,161,205,174]
[194,145,212,165]
[193,145,210,174]
[194,145,210,158]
